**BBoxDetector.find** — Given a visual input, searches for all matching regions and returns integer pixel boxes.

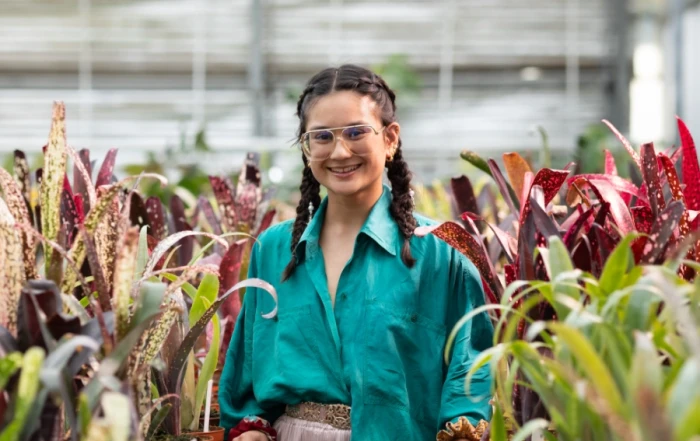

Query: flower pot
[186,426,225,441]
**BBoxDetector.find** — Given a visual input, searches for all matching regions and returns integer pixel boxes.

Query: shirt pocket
[252,304,338,394]
[362,299,447,418]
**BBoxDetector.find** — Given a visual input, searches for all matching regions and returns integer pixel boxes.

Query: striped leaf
[0,198,25,336]
[113,227,140,341]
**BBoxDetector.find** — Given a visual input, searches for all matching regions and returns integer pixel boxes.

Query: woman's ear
[384,122,401,152]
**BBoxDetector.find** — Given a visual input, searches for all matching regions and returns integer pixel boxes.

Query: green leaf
[135,225,149,280]
[599,234,637,295]
[0,352,22,391]
[667,358,700,430]
[190,298,220,429]
[146,403,173,441]
[129,282,166,333]
[0,347,45,441]
[490,404,507,441]
[547,322,624,413]
[630,331,663,395]
[161,273,197,299]
[196,273,219,305]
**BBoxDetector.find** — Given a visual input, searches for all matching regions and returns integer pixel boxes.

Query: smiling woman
[218,65,494,441]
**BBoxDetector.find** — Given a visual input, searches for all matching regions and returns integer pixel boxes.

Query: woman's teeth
[329,165,360,173]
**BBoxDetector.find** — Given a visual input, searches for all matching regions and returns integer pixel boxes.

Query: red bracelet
[228,416,277,440]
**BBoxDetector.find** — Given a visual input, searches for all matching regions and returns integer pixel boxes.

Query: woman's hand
[231,430,270,441]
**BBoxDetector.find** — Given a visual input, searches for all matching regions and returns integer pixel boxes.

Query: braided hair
[282,64,416,281]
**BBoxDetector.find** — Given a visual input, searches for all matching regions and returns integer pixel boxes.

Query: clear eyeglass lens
[302,125,375,159]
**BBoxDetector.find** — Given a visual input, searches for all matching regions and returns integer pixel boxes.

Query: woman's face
[303,90,400,199]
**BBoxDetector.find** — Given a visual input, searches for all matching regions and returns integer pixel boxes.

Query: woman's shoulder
[253,219,294,257]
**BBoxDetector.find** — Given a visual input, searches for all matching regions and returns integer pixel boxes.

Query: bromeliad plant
[0,102,279,441]
[418,117,700,439]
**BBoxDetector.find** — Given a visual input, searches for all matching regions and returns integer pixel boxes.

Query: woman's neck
[324,183,384,232]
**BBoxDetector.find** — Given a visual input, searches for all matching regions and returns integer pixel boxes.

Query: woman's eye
[314,131,333,142]
[345,127,370,140]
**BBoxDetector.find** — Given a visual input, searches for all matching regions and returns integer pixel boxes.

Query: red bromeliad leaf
[73,148,92,213]
[73,194,84,225]
[60,174,78,246]
[592,223,617,264]
[504,264,517,286]
[198,196,223,236]
[210,176,237,232]
[659,153,690,237]
[415,221,502,296]
[146,234,167,271]
[450,175,480,233]
[529,196,560,241]
[13,150,31,203]
[563,206,596,250]
[95,148,118,187]
[255,209,277,238]
[518,211,537,280]
[640,200,685,264]
[145,197,167,240]
[520,168,569,219]
[578,178,636,236]
[604,149,618,175]
[678,117,700,210]
[572,236,593,273]
[235,154,263,232]
[632,206,654,233]
[640,143,666,216]
[218,240,248,360]
[603,119,641,166]
[462,212,516,263]
[502,152,533,205]
[566,174,646,202]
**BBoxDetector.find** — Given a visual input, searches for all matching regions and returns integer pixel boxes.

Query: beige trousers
[273,415,351,441]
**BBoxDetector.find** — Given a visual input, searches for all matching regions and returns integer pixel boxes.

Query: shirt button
[410,314,418,323]
[340,293,348,300]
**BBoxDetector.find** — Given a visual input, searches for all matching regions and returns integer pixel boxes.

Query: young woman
[219,64,494,441]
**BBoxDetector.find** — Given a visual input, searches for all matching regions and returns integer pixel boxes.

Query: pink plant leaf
[563,206,596,250]
[95,148,118,188]
[678,117,700,210]
[659,153,690,237]
[640,200,685,264]
[255,209,277,238]
[604,149,618,176]
[462,212,516,263]
[566,174,647,202]
[578,178,636,236]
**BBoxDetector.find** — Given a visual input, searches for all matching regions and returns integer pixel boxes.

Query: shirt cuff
[436,416,489,441]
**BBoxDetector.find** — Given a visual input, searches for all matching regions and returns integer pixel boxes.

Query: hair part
[282,64,416,282]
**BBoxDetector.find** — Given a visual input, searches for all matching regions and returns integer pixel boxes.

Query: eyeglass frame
[298,124,388,161]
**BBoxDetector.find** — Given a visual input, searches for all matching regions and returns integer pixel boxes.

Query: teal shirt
[219,186,494,440]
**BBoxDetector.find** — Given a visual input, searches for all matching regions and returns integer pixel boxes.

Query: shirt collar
[295,185,399,262]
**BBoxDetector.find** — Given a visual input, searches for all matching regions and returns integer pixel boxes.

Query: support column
[78,0,92,146]
[250,0,266,137]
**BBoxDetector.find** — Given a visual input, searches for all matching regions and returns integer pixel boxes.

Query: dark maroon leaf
[170,195,193,266]
[529,196,560,241]
[563,206,596,250]
[640,200,685,264]
[463,212,515,264]
[678,117,700,210]
[518,210,537,281]
[60,174,79,246]
[417,222,502,296]
[567,174,646,203]
[592,223,617,263]
[640,142,666,217]
[451,175,480,233]
[209,176,237,232]
[145,197,167,240]
[96,148,118,187]
[488,159,519,215]
[504,264,517,286]
[129,193,150,230]
[16,280,81,352]
[577,178,635,235]
[571,235,593,273]
[73,148,92,213]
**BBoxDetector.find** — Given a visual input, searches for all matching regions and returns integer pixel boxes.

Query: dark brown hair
[282,64,416,281]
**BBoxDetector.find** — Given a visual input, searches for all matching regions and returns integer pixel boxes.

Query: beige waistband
[285,402,352,430]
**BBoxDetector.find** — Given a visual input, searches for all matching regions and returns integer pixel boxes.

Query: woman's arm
[437,251,494,440]
[218,242,283,440]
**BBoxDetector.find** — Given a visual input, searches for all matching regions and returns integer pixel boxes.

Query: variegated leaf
[41,102,68,269]
[209,176,237,232]
[113,227,140,341]
[13,150,31,203]
[0,197,25,336]
[234,153,263,232]
[95,187,121,295]
[0,168,37,279]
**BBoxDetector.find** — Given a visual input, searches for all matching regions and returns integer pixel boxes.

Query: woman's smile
[327,163,362,178]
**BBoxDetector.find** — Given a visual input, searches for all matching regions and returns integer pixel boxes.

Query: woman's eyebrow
[307,121,368,131]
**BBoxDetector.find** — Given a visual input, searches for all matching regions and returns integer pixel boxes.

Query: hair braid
[386,145,416,267]
[282,156,321,281]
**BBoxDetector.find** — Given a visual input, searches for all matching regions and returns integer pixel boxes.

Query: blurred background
[0,0,698,197]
